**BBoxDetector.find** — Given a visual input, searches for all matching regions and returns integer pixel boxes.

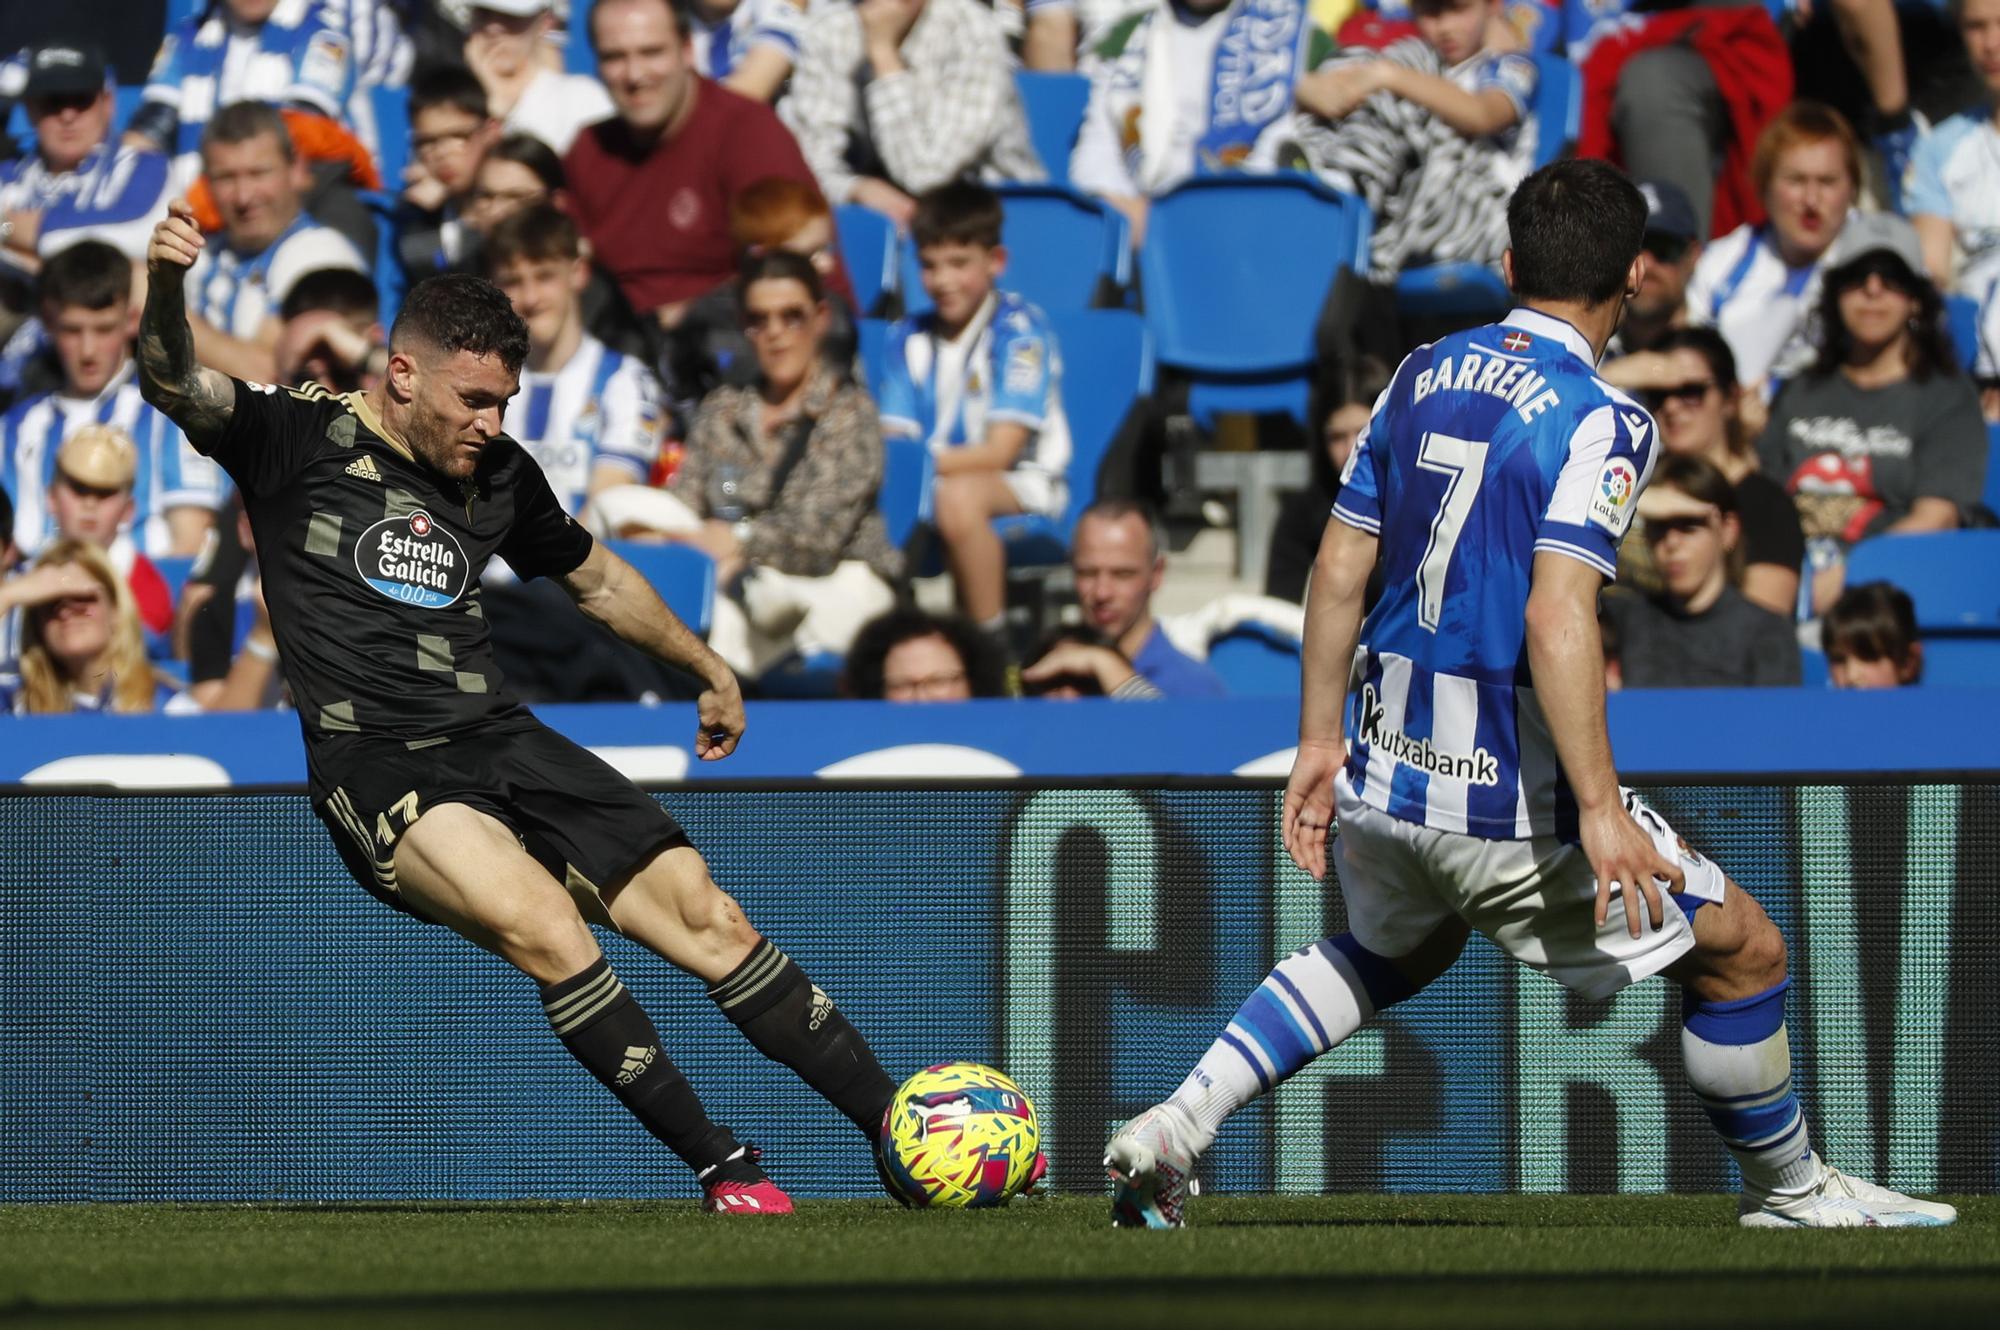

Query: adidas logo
[344,455,381,482]
[615,1044,656,1085]
[808,985,834,1033]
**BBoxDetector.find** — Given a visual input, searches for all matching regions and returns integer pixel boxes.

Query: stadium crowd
[0,0,1992,715]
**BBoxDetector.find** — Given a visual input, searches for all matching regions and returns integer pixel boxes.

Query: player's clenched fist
[147,200,205,278]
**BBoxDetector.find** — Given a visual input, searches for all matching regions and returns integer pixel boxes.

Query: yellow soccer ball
[878,1062,1043,1208]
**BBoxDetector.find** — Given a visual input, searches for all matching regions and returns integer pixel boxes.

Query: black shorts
[312,720,692,922]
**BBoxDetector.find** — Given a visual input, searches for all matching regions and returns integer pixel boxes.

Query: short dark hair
[1823,580,1920,674]
[736,249,825,309]
[389,274,530,373]
[588,0,687,48]
[912,182,1005,251]
[485,133,566,193]
[1650,453,1738,517]
[1506,159,1647,307]
[481,204,582,272]
[409,64,490,122]
[202,100,294,161]
[38,240,131,312]
[841,608,1008,700]
[1075,497,1166,562]
[280,267,380,323]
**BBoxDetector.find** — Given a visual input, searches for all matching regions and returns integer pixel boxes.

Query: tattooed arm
[137,199,238,449]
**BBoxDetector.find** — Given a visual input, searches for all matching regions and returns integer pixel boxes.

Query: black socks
[707,940,897,1137]
[541,957,745,1177]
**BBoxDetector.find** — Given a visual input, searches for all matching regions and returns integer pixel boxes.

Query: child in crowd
[1279,0,1538,281]
[1823,581,1924,689]
[878,183,1070,633]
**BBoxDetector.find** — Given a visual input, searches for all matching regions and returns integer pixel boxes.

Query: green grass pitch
[2,1195,1992,1329]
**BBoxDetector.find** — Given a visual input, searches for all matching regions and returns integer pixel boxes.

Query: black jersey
[199,378,593,768]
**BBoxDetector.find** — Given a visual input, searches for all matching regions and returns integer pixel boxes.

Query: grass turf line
[1,1195,1992,1328]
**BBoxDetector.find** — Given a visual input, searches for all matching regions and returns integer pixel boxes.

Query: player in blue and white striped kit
[1105,160,1957,1231]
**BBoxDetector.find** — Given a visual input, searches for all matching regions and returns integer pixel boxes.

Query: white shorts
[1003,467,1067,520]
[1332,771,1728,1001]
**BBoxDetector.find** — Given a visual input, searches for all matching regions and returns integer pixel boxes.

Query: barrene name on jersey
[1409,351,1563,423]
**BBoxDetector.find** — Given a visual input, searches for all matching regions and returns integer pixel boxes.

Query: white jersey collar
[1501,307,1596,367]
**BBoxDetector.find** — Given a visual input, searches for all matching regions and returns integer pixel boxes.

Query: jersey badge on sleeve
[1004,338,1043,395]
[1589,457,1639,535]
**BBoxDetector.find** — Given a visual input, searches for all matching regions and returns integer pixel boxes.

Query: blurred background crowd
[0,0,1992,717]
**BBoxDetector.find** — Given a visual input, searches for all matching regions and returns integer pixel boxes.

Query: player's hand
[147,200,205,281]
[694,668,745,762]
[1580,804,1684,939]
[1282,737,1346,881]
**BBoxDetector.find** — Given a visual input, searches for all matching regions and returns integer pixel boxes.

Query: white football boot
[1740,1157,1957,1228]
[1105,1101,1202,1229]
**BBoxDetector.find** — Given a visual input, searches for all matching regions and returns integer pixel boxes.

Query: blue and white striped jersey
[186,212,368,342]
[142,0,358,187]
[877,290,1071,485]
[0,364,226,559]
[688,0,813,81]
[501,334,665,515]
[1333,308,1660,841]
[0,141,173,262]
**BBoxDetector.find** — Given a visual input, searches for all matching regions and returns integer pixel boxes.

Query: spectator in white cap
[462,1,615,154]
[1758,211,1987,615]
[0,43,172,274]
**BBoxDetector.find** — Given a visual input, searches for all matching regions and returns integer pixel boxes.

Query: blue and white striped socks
[1168,934,1416,1146]
[1681,979,1820,1196]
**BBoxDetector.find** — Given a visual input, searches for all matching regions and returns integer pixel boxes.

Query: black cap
[23,44,108,99]
[1637,179,1699,243]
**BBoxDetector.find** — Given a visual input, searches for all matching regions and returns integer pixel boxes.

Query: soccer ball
[878,1062,1043,1208]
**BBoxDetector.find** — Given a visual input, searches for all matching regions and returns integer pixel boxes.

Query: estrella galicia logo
[354,509,469,609]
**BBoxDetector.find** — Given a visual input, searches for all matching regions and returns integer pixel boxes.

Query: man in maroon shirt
[566,0,823,328]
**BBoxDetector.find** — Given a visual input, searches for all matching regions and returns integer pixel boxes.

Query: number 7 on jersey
[1414,431,1489,632]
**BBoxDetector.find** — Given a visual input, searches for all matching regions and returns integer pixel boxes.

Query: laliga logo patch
[355,509,469,609]
[1589,457,1639,535]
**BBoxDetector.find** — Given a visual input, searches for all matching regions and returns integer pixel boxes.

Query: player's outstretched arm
[557,540,746,760]
[1283,517,1377,881]
[1523,552,1684,936]
[137,200,237,449]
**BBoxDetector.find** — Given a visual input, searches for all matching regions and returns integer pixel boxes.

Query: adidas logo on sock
[615,1044,656,1085]
[808,985,834,1032]
[344,455,381,482]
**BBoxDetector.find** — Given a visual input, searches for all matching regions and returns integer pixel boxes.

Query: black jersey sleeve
[498,452,595,581]
[201,380,333,497]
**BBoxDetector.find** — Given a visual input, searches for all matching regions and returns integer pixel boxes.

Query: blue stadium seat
[901,183,1132,318]
[1987,422,2000,517]
[1916,637,2000,686]
[360,191,407,326]
[880,435,934,552]
[1845,531,2000,632]
[153,555,195,610]
[1798,645,1830,689]
[605,539,716,637]
[370,83,410,197]
[835,205,900,317]
[1207,623,1302,696]
[567,0,600,76]
[992,307,1154,563]
[856,317,890,387]
[1138,175,1368,424]
[1015,70,1091,188]
[1947,294,1982,374]
[1392,53,1578,322]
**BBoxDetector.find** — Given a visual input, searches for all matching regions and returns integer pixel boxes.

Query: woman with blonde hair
[0,540,182,714]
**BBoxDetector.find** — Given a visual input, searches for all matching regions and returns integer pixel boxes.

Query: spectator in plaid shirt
[783,0,1044,227]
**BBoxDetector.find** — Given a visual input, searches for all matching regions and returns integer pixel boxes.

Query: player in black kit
[137,200,897,1214]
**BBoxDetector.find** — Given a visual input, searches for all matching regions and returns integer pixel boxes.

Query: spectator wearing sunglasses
[1602,179,1702,367]
[668,250,903,679]
[1758,213,1987,616]
[1615,326,1803,619]
[1600,455,1801,690]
